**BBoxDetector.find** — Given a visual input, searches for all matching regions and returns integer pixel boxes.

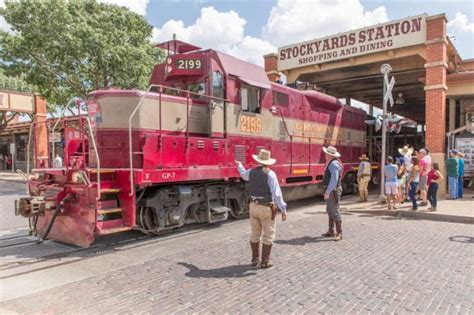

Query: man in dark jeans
[321,146,343,241]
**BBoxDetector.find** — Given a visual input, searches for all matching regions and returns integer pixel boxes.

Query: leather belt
[250,198,271,207]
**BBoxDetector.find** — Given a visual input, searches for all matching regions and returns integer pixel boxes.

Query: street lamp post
[379,64,395,203]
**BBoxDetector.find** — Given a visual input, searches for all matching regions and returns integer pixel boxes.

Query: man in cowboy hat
[357,153,371,202]
[321,146,344,241]
[236,149,287,268]
[398,145,414,173]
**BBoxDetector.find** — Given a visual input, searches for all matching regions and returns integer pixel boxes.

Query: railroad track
[0,218,245,279]
[0,197,327,279]
[0,234,38,249]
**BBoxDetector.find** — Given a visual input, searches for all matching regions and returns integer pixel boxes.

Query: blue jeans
[458,176,464,198]
[448,176,458,199]
[427,183,439,208]
[326,187,342,221]
[408,182,418,209]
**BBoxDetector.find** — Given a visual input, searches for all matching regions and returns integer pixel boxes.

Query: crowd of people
[357,145,466,211]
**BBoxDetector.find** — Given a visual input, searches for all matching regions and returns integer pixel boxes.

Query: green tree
[0,0,162,107]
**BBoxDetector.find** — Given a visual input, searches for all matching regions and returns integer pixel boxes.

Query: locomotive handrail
[51,98,78,162]
[83,115,101,200]
[128,84,229,196]
[26,106,101,199]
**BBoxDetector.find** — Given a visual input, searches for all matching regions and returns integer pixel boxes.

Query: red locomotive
[15,40,367,247]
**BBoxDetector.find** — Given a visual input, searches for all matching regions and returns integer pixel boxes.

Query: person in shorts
[384,156,398,210]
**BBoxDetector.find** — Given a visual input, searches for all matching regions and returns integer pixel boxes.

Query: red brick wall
[425,16,447,154]
[263,54,280,82]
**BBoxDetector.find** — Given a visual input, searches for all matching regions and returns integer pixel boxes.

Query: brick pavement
[1,212,473,314]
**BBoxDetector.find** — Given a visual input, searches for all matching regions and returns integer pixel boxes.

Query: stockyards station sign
[278,14,427,71]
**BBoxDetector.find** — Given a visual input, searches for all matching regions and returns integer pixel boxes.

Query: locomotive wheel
[138,206,158,234]
[229,199,249,219]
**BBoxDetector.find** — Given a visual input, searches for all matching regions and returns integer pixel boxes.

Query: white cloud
[99,0,149,15]
[225,36,276,65]
[448,12,474,33]
[0,0,11,32]
[152,7,275,65]
[262,0,389,47]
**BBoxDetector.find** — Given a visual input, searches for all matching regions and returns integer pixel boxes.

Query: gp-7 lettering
[162,172,176,180]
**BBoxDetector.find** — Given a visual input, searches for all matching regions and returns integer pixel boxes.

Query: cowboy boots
[250,242,260,266]
[321,218,335,237]
[334,220,343,241]
[261,244,274,268]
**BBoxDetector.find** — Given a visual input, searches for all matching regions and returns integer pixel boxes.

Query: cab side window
[241,84,260,113]
[212,71,224,99]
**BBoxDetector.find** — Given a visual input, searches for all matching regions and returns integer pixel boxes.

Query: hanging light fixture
[395,93,405,105]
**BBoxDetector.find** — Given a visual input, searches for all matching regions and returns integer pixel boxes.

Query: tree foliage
[0,0,162,106]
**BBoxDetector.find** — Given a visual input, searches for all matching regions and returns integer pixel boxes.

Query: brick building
[264,13,474,192]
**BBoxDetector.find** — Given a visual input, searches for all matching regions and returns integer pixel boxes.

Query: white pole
[379,64,392,203]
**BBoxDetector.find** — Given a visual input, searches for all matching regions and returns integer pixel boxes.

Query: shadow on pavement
[275,236,333,245]
[449,236,474,244]
[178,262,257,278]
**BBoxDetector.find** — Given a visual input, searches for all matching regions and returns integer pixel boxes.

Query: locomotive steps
[89,169,132,235]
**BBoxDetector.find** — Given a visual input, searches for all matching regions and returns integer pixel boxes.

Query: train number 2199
[240,115,262,134]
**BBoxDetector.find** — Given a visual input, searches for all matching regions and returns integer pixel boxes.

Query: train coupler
[15,196,47,217]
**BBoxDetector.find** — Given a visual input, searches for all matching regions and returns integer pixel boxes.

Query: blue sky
[2,0,472,64]
[143,0,474,63]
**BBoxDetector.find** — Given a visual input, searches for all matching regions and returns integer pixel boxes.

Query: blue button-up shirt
[237,163,287,213]
[326,160,342,194]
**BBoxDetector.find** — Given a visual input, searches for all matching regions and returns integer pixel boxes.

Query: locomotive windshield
[187,82,206,99]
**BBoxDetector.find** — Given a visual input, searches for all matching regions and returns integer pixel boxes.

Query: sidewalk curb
[349,209,474,224]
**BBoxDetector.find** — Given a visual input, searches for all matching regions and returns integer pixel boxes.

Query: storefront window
[15,134,28,162]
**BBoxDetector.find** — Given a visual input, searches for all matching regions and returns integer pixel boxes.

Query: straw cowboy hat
[252,149,276,166]
[323,146,341,158]
[359,154,369,161]
[398,145,414,156]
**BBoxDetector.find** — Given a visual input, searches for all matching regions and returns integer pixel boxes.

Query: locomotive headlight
[167,57,172,64]
[167,65,173,73]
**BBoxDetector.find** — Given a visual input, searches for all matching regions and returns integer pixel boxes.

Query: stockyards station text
[279,16,423,66]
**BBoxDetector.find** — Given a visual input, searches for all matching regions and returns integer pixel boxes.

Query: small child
[427,162,444,211]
